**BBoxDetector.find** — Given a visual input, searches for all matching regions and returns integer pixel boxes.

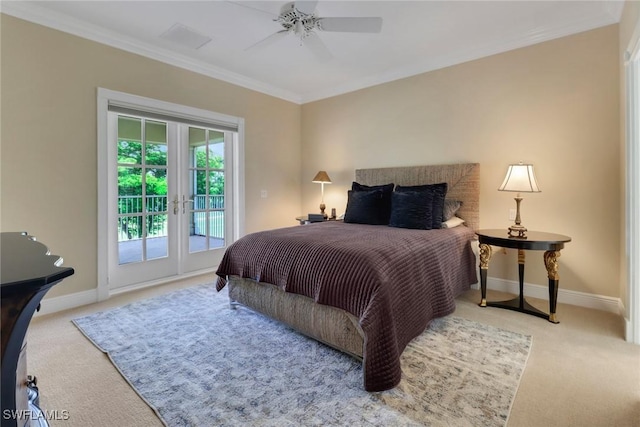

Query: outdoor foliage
[193,149,225,196]
[117,139,224,240]
[118,140,167,197]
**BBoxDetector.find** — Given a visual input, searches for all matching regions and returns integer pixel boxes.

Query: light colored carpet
[71,284,531,427]
[25,274,640,426]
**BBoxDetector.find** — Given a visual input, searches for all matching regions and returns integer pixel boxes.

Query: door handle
[182,195,194,214]
[172,195,180,215]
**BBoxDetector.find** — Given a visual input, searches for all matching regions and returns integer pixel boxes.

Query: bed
[215,163,480,392]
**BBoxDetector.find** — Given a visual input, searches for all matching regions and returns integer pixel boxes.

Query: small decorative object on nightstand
[295,216,310,225]
[498,162,541,238]
[312,170,332,218]
[295,214,325,225]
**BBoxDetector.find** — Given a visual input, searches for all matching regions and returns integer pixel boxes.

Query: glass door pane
[188,127,225,253]
[144,119,168,261]
[117,116,168,264]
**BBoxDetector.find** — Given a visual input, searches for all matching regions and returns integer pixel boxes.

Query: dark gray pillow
[443,199,463,221]
[389,190,434,230]
[344,189,392,225]
[395,182,448,229]
[351,182,394,194]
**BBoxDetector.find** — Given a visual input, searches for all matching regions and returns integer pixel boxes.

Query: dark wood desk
[1,232,74,427]
[476,229,571,323]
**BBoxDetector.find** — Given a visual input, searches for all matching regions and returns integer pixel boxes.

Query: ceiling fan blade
[245,30,289,52]
[294,0,318,15]
[318,17,383,33]
[304,32,332,62]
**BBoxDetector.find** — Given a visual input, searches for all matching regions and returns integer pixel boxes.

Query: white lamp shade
[498,164,541,193]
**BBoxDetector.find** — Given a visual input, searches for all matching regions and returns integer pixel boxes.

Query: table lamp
[498,162,541,238]
[312,171,332,218]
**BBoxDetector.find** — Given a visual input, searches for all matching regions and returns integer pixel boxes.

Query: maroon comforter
[215,221,477,391]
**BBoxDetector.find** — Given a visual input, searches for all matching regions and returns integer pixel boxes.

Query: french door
[180,126,234,273]
[98,89,243,293]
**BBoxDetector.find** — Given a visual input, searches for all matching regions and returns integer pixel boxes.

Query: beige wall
[0,15,301,298]
[302,25,621,298]
[619,1,640,317]
[0,14,625,303]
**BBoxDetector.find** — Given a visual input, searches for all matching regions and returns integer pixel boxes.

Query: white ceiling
[2,1,624,104]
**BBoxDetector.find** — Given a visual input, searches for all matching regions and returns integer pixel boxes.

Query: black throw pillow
[395,182,448,229]
[344,189,392,225]
[352,182,395,194]
[389,190,434,230]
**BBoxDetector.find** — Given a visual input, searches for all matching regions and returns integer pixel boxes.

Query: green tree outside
[117,139,224,239]
[118,140,168,239]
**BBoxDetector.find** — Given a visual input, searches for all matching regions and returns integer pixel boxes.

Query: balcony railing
[118,195,224,241]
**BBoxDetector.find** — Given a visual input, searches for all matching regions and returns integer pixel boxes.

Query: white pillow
[442,216,465,229]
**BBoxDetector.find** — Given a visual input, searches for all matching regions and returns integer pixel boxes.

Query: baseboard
[471,276,622,314]
[35,289,99,317]
[37,272,621,317]
[109,267,216,296]
[622,302,638,343]
[35,268,217,317]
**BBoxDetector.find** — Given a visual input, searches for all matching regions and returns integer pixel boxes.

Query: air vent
[160,23,212,50]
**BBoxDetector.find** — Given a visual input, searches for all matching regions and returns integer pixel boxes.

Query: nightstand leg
[518,249,525,309]
[544,250,561,323]
[479,244,492,307]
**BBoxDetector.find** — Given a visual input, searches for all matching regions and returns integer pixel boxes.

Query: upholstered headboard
[355,163,480,231]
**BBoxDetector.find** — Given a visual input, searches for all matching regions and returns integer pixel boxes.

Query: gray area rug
[73,284,532,427]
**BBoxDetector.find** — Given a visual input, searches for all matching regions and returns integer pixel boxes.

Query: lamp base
[508,195,528,238]
[508,224,528,238]
[319,203,328,219]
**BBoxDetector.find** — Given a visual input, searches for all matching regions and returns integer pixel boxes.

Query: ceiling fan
[245,1,383,61]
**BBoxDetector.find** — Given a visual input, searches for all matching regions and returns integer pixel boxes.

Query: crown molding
[1,1,623,105]
[0,1,303,104]
[299,2,624,103]
[603,0,625,22]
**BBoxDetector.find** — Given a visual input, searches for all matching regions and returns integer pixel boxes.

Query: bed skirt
[227,276,365,360]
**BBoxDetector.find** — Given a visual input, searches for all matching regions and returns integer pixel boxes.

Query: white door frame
[625,26,640,344]
[97,88,245,300]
